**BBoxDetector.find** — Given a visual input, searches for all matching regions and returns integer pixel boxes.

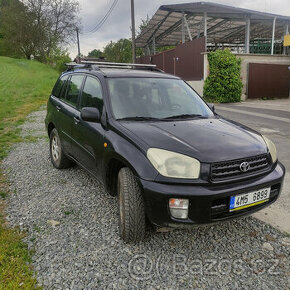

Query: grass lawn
[0,56,58,288]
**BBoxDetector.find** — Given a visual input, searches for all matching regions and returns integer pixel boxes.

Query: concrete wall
[201,53,290,100]
[187,80,204,96]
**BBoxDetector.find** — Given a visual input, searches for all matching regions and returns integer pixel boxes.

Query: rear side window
[65,75,84,107]
[80,76,103,113]
[52,75,68,98]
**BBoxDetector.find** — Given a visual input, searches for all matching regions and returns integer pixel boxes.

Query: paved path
[215,99,290,234]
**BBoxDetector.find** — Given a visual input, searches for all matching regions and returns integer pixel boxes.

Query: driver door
[71,75,105,180]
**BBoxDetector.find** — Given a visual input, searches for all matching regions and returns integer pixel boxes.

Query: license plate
[229,187,271,212]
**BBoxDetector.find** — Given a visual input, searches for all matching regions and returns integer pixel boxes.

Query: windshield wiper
[116,116,161,121]
[162,114,206,120]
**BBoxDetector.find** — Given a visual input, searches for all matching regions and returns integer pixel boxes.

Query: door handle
[56,105,61,112]
[74,116,80,124]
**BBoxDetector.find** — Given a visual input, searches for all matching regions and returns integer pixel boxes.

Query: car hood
[119,118,268,163]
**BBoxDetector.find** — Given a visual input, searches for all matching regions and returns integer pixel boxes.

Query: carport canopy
[136,2,290,53]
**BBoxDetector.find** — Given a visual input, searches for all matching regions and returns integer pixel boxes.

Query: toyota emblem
[240,161,250,172]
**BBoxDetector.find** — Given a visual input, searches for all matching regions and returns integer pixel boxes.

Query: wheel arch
[47,122,56,137]
[104,153,140,196]
[103,129,159,195]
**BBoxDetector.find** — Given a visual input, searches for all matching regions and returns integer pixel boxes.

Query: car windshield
[107,78,214,120]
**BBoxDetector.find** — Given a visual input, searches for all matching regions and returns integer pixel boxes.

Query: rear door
[70,75,105,179]
[57,74,84,155]
[50,74,71,152]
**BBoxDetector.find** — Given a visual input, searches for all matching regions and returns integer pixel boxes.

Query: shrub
[203,49,243,103]
[46,48,71,72]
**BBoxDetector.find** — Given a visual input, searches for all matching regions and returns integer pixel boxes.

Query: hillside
[0,56,58,158]
[0,57,58,287]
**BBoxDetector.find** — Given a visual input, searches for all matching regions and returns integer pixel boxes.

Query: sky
[70,0,290,58]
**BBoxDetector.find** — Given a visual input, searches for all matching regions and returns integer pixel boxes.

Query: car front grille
[210,154,271,182]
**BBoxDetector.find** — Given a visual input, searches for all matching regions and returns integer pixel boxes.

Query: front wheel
[49,128,73,169]
[118,167,146,242]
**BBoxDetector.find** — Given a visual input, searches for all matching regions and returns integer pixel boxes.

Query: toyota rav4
[45,61,285,242]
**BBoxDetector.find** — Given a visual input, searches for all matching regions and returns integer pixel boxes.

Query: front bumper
[140,162,285,227]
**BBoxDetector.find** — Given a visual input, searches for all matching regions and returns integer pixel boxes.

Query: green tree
[46,47,71,72]
[24,0,80,61]
[87,49,103,59]
[156,46,175,53]
[203,49,243,103]
[0,0,38,58]
[103,38,144,63]
[0,0,79,61]
[138,15,150,35]
[103,39,132,63]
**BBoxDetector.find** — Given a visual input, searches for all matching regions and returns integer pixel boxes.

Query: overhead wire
[81,0,119,35]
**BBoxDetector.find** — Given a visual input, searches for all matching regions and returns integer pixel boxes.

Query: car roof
[63,67,180,79]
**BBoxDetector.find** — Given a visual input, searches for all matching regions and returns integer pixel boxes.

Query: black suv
[45,62,285,242]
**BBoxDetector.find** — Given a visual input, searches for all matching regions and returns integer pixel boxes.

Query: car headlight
[262,136,277,163]
[147,148,200,179]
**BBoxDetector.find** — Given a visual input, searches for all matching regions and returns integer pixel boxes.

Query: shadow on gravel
[2,111,290,289]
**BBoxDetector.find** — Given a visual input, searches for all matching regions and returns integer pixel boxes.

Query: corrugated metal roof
[136,2,290,48]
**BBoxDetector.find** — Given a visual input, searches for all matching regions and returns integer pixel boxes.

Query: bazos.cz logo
[128,254,280,281]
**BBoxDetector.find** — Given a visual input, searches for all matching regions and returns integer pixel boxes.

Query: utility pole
[131,0,136,63]
[76,28,81,62]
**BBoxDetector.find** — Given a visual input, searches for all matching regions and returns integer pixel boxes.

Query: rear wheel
[49,128,73,169]
[118,167,146,242]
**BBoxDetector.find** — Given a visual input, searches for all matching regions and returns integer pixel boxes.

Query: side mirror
[81,107,100,123]
[208,103,215,113]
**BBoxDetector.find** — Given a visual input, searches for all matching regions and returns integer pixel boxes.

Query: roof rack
[81,60,156,68]
[81,61,163,72]
[65,62,99,71]
[65,61,163,72]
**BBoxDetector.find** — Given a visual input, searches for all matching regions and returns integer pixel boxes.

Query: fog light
[169,198,189,219]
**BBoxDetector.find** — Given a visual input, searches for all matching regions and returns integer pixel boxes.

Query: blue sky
[70,0,290,58]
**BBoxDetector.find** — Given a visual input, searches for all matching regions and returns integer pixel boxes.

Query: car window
[52,75,68,98]
[80,76,103,113]
[65,75,84,107]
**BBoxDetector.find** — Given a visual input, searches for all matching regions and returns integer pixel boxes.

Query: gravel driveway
[2,110,290,289]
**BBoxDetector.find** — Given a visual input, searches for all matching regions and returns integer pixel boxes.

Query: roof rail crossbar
[97,65,135,69]
[81,60,157,68]
[66,62,85,68]
[95,64,163,71]
[65,61,163,72]
[65,62,100,71]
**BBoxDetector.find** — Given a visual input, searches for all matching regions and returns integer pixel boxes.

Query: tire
[49,128,74,169]
[118,167,146,242]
